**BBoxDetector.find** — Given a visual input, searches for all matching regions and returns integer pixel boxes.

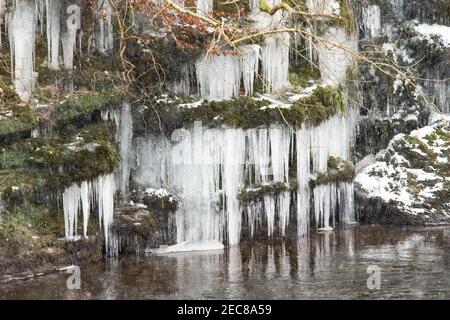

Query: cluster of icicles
[0,0,113,101]
[171,0,291,99]
[62,174,115,254]
[61,104,133,253]
[170,0,357,99]
[134,109,358,247]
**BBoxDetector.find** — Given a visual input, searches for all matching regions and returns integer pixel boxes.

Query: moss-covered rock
[310,156,356,187]
[238,182,291,205]
[0,121,119,201]
[136,86,346,136]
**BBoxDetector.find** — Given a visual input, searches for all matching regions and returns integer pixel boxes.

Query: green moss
[0,122,119,193]
[238,182,290,205]
[180,86,344,130]
[336,0,357,34]
[397,135,437,167]
[0,211,51,258]
[56,88,126,122]
[310,156,355,187]
[406,171,420,196]
[0,103,38,136]
[289,64,321,88]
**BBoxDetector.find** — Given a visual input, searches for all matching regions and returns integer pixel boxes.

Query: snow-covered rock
[355,116,450,225]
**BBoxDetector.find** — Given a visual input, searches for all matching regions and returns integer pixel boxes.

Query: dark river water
[1,225,450,299]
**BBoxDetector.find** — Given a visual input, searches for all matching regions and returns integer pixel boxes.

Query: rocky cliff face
[352,0,450,225]
[0,0,449,273]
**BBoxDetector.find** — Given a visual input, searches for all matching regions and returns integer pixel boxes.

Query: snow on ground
[414,23,450,47]
[148,240,224,254]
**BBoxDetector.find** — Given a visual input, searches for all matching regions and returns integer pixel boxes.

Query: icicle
[61,3,81,69]
[316,27,357,87]
[240,44,261,96]
[306,0,340,15]
[278,191,290,236]
[264,196,275,237]
[96,174,115,254]
[248,0,260,13]
[296,126,311,237]
[168,63,195,95]
[262,32,290,92]
[9,0,37,101]
[46,0,61,69]
[116,104,134,198]
[197,0,213,16]
[104,103,134,199]
[363,5,381,38]
[222,129,246,246]
[313,183,336,230]
[80,181,90,237]
[97,0,113,54]
[196,54,241,100]
[339,182,355,223]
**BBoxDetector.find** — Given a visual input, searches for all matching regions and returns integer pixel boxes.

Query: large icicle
[61,3,81,69]
[46,0,61,69]
[9,0,37,101]
[296,126,311,237]
[102,103,134,198]
[240,44,261,96]
[363,5,381,38]
[262,32,290,92]
[97,0,113,53]
[316,27,357,87]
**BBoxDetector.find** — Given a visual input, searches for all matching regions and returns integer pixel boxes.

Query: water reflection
[1,225,450,299]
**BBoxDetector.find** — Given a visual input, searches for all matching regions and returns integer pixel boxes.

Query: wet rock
[111,189,178,256]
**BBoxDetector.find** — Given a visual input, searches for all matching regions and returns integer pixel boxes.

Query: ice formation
[61,3,81,69]
[306,0,340,16]
[168,63,195,96]
[150,240,224,254]
[414,23,450,47]
[102,103,134,198]
[296,111,357,231]
[62,174,115,253]
[97,0,114,53]
[46,0,61,69]
[262,33,290,92]
[364,5,382,38]
[196,54,241,100]
[240,44,261,96]
[135,108,357,246]
[9,0,37,101]
[316,27,357,87]
[197,0,213,16]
